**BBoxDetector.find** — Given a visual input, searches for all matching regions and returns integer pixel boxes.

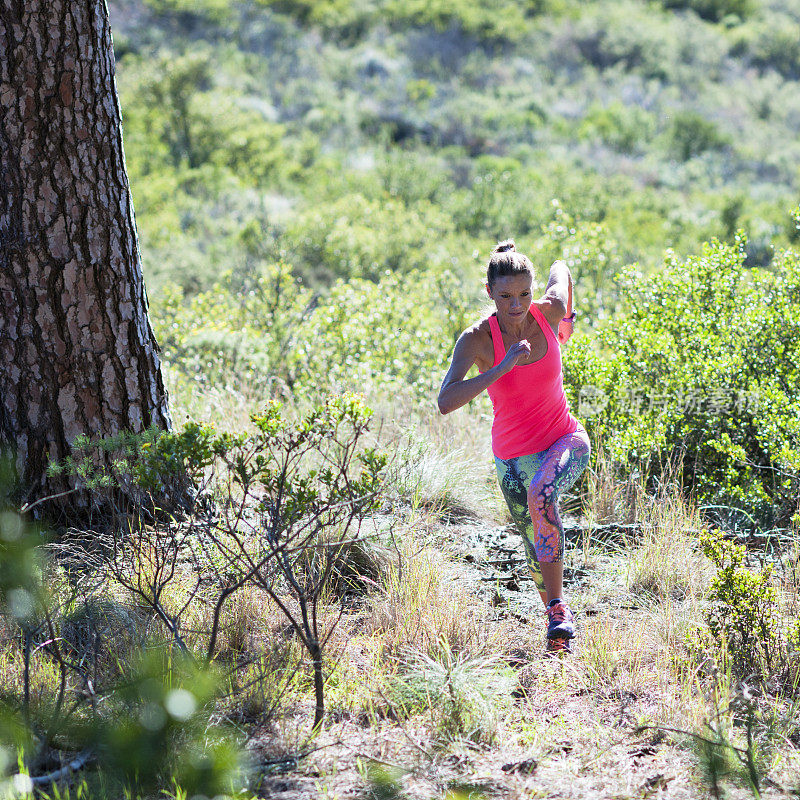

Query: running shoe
[546,599,576,641]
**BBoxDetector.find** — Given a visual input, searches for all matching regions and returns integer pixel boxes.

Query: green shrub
[736,17,800,81]
[254,0,374,40]
[661,0,754,22]
[122,52,293,185]
[530,201,623,320]
[563,236,800,524]
[570,3,676,80]
[90,652,244,796]
[665,110,730,161]
[152,262,476,403]
[700,529,778,679]
[382,0,530,43]
[143,0,234,23]
[578,101,656,154]
[283,192,452,283]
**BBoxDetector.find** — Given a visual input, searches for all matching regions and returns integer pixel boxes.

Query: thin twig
[20,488,77,514]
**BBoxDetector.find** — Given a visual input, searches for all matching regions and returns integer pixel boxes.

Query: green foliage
[255,0,537,42]
[569,2,683,80]
[733,16,800,80]
[153,260,314,395]
[0,479,246,795]
[381,0,530,43]
[579,101,656,154]
[531,201,623,320]
[235,393,386,520]
[122,51,291,182]
[358,760,409,800]
[389,639,514,744]
[564,237,800,522]
[284,192,452,283]
[112,0,800,304]
[661,0,754,22]
[46,423,219,509]
[665,110,730,161]
[110,0,800,525]
[254,0,373,39]
[153,261,475,403]
[0,501,45,623]
[700,529,778,679]
[143,0,234,23]
[89,652,244,796]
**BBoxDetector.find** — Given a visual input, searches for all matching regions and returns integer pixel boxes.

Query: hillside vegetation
[108,0,800,520]
[114,0,800,297]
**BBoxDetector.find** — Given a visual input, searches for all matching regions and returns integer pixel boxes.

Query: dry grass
[626,484,713,602]
[164,364,262,432]
[365,528,511,661]
[584,443,647,525]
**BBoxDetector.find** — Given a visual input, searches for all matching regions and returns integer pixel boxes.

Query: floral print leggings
[494,425,591,593]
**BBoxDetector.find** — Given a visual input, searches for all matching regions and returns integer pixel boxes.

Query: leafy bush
[89,653,244,797]
[143,0,234,23]
[665,110,730,161]
[283,192,453,283]
[256,0,537,42]
[569,3,676,80]
[122,51,293,184]
[661,0,754,22]
[0,490,245,795]
[530,201,623,320]
[382,0,531,43]
[733,16,800,81]
[578,101,656,154]
[152,261,476,403]
[564,236,800,524]
[700,529,778,679]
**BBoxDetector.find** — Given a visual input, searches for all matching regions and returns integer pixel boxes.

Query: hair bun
[493,239,516,254]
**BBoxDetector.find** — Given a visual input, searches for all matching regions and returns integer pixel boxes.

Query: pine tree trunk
[0,0,172,516]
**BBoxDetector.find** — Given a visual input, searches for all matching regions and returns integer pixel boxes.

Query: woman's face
[487,273,533,322]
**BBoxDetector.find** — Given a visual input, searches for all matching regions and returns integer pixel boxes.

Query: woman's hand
[558,318,574,345]
[499,339,531,372]
[438,325,525,414]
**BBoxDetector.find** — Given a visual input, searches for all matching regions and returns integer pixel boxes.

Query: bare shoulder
[452,317,494,369]
[535,298,565,330]
[471,316,496,370]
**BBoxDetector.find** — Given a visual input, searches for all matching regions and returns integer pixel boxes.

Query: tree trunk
[310,641,325,730]
[0,0,172,516]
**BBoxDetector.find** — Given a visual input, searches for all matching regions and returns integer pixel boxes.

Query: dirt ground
[247,515,799,800]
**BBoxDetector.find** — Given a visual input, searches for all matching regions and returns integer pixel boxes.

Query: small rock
[501,758,537,775]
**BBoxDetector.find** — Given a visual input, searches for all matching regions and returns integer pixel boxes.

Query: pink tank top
[484,304,578,459]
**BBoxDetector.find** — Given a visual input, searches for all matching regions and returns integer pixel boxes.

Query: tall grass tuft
[584,444,646,525]
[390,433,491,520]
[626,478,711,601]
[367,534,505,661]
[389,638,515,745]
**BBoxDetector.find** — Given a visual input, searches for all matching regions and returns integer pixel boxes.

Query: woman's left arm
[539,259,568,318]
[539,261,575,344]
[557,272,575,345]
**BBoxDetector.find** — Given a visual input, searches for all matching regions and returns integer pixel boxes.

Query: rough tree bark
[0,0,172,515]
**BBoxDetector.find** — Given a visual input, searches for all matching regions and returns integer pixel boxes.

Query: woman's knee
[526,475,551,513]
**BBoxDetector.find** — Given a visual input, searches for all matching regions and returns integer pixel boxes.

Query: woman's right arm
[437,329,530,415]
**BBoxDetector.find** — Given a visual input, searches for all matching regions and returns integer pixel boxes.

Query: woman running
[437,240,590,653]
